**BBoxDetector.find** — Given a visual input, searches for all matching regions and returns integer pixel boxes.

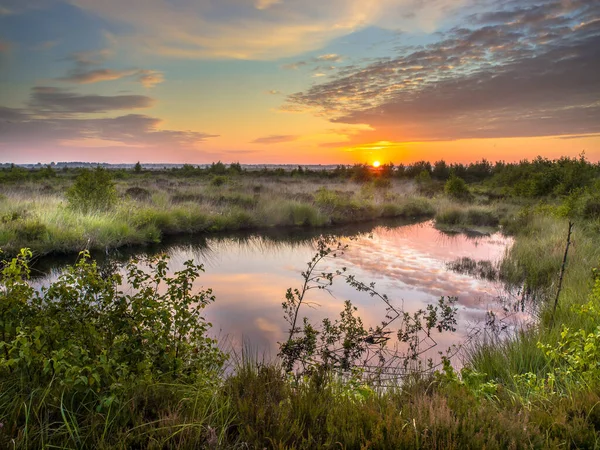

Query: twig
[551,220,573,327]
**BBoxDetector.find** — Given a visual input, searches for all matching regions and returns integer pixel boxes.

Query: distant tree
[229,162,243,174]
[134,161,142,173]
[209,161,227,175]
[432,160,451,180]
[415,169,432,185]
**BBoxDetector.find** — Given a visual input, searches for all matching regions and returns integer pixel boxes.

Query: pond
[31,219,525,368]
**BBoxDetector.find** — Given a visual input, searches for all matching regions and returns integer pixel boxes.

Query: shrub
[124,186,152,201]
[0,249,225,415]
[66,167,117,213]
[444,174,471,200]
[373,177,392,189]
[210,175,228,187]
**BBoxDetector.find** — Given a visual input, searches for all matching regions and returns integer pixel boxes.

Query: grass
[466,209,600,392]
[434,202,502,230]
[0,177,440,255]
[5,353,600,449]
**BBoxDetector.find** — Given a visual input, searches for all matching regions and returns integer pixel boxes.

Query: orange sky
[0,0,598,164]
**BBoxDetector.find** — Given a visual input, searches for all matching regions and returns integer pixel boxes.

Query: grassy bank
[0,175,444,255]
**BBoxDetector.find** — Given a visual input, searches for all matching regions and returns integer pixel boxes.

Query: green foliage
[133,161,142,173]
[210,175,228,187]
[208,161,227,175]
[66,167,117,213]
[415,169,432,185]
[514,275,600,398]
[373,176,392,189]
[444,174,472,201]
[279,237,458,375]
[0,250,225,405]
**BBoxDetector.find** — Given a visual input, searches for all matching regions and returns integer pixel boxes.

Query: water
[31,219,522,366]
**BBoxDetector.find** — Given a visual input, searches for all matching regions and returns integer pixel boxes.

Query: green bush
[444,175,471,200]
[210,175,228,187]
[0,250,225,435]
[66,167,117,213]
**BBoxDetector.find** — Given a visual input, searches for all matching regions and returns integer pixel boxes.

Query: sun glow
[373,161,381,168]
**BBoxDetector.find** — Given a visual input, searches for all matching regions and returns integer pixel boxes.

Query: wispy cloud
[58,68,165,87]
[316,53,342,62]
[0,106,219,160]
[59,68,138,84]
[136,70,164,88]
[255,0,281,10]
[67,47,113,67]
[251,134,298,144]
[29,86,154,113]
[281,61,307,70]
[68,0,463,60]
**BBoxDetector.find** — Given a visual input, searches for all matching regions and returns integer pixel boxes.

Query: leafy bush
[66,167,117,213]
[210,175,228,187]
[444,175,471,201]
[0,250,225,416]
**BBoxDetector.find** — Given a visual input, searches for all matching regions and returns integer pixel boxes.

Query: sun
[372,161,381,168]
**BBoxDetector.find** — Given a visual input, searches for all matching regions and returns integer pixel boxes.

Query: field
[2,157,600,448]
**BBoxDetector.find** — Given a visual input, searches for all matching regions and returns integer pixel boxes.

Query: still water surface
[33,220,522,364]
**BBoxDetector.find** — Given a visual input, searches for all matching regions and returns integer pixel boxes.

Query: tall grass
[467,211,600,391]
[0,178,438,255]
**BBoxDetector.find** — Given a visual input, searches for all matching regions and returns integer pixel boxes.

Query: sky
[0,0,599,164]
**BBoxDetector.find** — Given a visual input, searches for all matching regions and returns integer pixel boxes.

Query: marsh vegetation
[2,155,600,448]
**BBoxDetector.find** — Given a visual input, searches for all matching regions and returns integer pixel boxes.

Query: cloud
[282,61,307,70]
[136,70,164,88]
[59,68,138,84]
[29,86,154,113]
[317,53,342,62]
[67,0,466,60]
[255,0,281,10]
[251,134,298,144]
[284,0,600,141]
[58,68,165,87]
[0,107,219,157]
[265,89,281,95]
[0,106,28,121]
[67,47,113,67]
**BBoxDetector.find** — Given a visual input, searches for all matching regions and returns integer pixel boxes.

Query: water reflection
[31,220,522,364]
